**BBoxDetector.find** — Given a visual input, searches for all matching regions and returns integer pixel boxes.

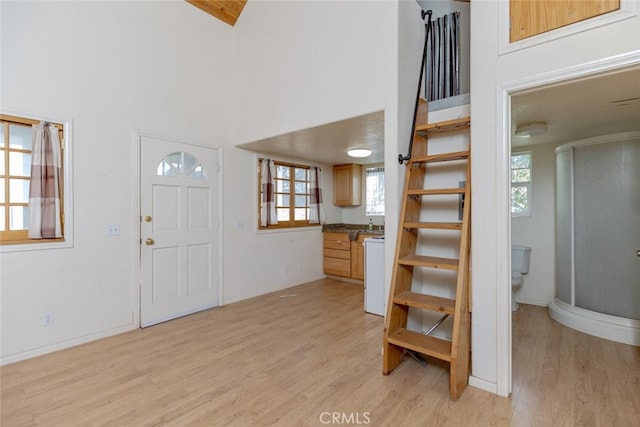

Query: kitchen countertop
[322,223,385,236]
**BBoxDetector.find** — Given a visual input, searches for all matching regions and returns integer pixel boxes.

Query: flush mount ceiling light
[347,146,372,158]
[515,122,547,138]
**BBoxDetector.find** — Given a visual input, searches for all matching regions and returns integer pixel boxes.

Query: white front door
[140,135,220,327]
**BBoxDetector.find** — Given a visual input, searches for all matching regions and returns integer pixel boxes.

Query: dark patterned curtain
[425,11,461,101]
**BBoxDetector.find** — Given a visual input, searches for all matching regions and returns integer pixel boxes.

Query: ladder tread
[407,188,465,196]
[415,117,470,134]
[411,150,470,164]
[403,221,462,230]
[393,291,455,314]
[387,328,452,362]
[398,254,459,270]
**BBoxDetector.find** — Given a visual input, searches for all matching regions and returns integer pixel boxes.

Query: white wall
[512,143,557,307]
[0,1,234,363]
[226,0,397,303]
[0,1,398,363]
[470,0,640,395]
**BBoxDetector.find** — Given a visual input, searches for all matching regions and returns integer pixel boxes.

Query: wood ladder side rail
[448,151,472,400]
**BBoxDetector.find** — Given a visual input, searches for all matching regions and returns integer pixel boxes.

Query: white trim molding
[496,81,513,398]
[469,375,499,395]
[1,323,135,366]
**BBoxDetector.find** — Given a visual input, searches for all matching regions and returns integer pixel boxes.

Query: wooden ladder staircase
[382,99,471,401]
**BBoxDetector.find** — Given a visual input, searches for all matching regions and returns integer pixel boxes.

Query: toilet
[511,244,532,311]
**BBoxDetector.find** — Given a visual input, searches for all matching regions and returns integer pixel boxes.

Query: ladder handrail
[399,9,433,165]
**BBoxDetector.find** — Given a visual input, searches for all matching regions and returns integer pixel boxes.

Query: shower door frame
[549,131,640,346]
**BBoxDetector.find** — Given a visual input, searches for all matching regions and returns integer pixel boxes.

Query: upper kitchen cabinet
[333,164,362,206]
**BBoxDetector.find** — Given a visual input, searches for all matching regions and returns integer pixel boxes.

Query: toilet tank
[511,244,532,274]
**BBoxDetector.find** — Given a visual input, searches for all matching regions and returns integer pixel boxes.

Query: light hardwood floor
[1,279,639,426]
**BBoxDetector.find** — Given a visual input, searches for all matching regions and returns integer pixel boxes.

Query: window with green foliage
[511,152,531,217]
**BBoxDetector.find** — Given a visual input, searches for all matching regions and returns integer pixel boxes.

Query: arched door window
[156,152,207,179]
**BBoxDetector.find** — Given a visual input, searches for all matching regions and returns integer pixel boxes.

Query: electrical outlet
[42,312,55,327]
[106,224,120,236]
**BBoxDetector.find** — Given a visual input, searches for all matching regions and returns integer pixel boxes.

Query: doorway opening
[503,53,640,395]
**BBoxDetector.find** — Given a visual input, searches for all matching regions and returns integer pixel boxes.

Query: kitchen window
[258,159,317,229]
[365,166,384,216]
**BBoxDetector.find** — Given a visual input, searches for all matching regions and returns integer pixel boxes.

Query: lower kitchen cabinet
[323,232,375,280]
[323,232,351,277]
[350,234,368,281]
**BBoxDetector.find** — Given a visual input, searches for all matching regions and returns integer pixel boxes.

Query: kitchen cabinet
[350,234,369,281]
[323,231,376,280]
[323,232,351,277]
[333,164,362,206]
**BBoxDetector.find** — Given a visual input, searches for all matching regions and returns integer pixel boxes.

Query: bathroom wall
[511,142,558,306]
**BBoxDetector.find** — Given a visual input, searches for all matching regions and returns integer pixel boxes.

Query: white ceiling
[237,111,385,165]
[512,64,640,147]
[236,64,640,164]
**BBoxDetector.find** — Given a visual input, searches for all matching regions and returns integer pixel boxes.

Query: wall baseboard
[515,296,549,307]
[222,275,327,306]
[1,323,137,366]
[469,375,501,396]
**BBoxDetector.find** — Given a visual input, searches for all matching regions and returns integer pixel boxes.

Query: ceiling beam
[185,0,247,26]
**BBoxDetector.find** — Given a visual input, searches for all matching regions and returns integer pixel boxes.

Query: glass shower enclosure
[551,132,640,345]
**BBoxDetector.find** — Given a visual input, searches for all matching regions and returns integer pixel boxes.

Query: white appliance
[364,236,385,316]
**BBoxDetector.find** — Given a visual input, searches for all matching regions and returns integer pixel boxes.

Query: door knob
[145,238,155,246]
[637,250,640,257]
[144,215,152,222]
